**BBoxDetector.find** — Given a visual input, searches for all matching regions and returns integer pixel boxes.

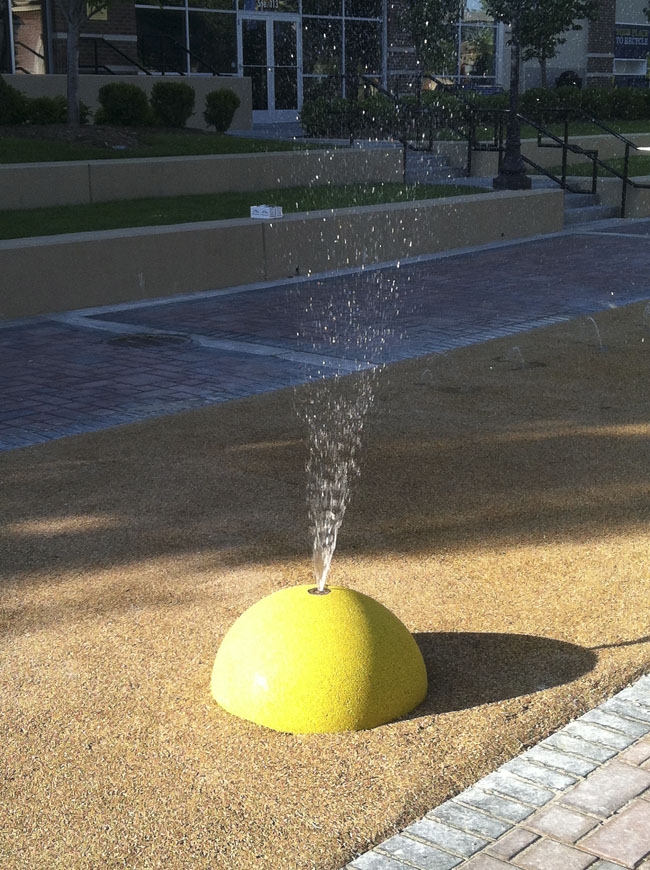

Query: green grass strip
[0,182,488,241]
[533,154,650,178]
[3,120,649,163]
[0,132,315,164]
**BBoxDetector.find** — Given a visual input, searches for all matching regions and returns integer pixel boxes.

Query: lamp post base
[493,171,532,191]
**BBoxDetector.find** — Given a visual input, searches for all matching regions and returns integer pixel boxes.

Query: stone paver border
[345,675,650,870]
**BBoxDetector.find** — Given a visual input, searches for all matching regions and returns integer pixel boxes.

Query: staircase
[563,191,620,226]
[405,150,466,184]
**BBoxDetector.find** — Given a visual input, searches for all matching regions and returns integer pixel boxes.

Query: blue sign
[615,24,650,59]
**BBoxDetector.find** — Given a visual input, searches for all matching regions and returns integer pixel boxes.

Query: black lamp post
[493,10,531,190]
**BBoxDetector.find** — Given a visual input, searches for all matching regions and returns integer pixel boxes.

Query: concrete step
[565,192,599,209]
[564,204,621,225]
[405,151,466,184]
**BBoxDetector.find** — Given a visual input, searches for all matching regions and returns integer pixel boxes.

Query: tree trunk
[65,9,81,125]
[493,12,531,190]
[540,56,547,88]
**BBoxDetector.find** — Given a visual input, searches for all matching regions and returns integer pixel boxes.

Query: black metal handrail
[515,111,598,193]
[304,74,650,216]
[523,106,650,216]
[137,32,220,76]
[14,40,45,61]
[573,108,650,217]
[87,37,152,75]
[410,81,645,214]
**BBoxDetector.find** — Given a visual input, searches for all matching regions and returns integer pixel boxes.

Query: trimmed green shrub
[610,86,649,120]
[580,87,615,119]
[358,93,397,136]
[0,75,28,124]
[480,92,510,114]
[26,95,67,125]
[519,87,560,122]
[150,80,195,128]
[203,88,240,132]
[554,85,583,118]
[95,82,152,126]
[300,96,363,137]
[300,96,336,136]
[422,91,471,126]
[303,83,650,140]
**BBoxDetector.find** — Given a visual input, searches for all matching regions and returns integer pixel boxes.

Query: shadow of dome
[412,631,598,716]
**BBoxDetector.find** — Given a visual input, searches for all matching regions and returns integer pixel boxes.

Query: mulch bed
[0,123,211,150]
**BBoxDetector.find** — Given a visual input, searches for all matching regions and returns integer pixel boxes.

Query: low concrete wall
[592,175,650,218]
[4,73,252,131]
[0,188,563,320]
[263,189,562,277]
[1,148,403,210]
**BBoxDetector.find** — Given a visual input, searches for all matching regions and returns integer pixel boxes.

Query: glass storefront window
[188,0,235,10]
[136,8,187,73]
[302,0,341,15]
[302,75,343,99]
[460,23,495,79]
[344,0,380,18]
[344,18,380,78]
[302,17,341,75]
[188,11,237,73]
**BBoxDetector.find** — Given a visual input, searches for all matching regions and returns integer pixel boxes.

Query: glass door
[241,17,268,114]
[239,14,301,122]
[272,19,298,117]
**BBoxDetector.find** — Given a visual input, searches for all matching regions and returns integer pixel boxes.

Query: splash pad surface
[3,303,650,868]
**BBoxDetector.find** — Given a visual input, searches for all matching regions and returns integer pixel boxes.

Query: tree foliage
[401,0,461,74]
[484,0,598,86]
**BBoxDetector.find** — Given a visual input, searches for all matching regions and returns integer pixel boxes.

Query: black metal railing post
[94,39,99,75]
[591,150,598,195]
[561,114,569,188]
[622,142,630,217]
[467,112,475,176]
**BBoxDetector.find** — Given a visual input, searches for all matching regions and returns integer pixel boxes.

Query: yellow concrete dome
[210,584,428,733]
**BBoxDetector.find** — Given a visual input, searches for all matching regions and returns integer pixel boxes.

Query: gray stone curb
[344,674,650,869]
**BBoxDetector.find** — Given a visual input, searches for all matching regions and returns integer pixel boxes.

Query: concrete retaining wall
[4,73,252,131]
[0,188,564,320]
[1,148,403,210]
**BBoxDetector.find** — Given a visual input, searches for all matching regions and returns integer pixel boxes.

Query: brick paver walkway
[3,220,650,452]
[347,677,650,870]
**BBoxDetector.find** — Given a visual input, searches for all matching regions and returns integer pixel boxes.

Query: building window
[136,7,187,74]
[189,11,237,73]
[460,23,495,80]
